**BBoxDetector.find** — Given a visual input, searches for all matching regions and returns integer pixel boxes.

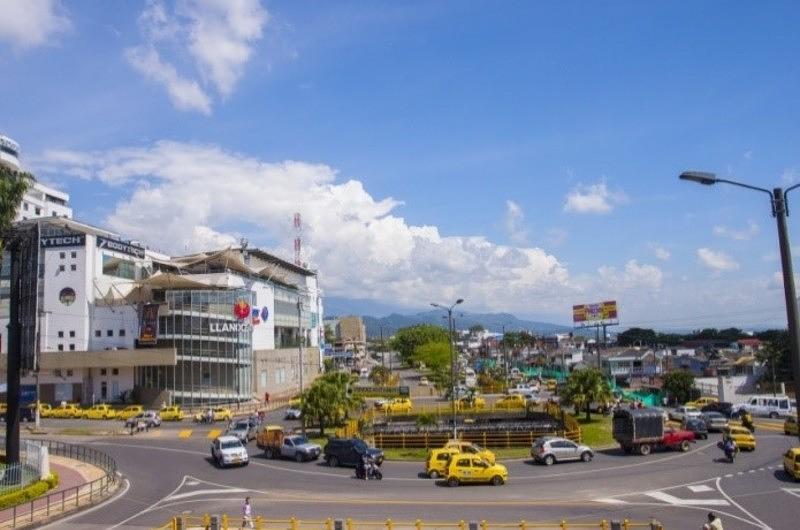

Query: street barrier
[372,428,580,449]
[0,438,118,528]
[153,516,665,530]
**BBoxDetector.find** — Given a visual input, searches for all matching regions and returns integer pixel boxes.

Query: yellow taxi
[495,394,527,410]
[783,447,800,481]
[687,396,718,408]
[445,453,508,487]
[84,404,118,420]
[377,398,413,414]
[193,407,233,422]
[118,405,144,420]
[29,402,52,418]
[425,447,459,478]
[723,425,756,451]
[455,396,486,410]
[51,403,83,419]
[545,379,558,392]
[784,416,798,436]
[160,406,185,421]
[443,440,496,464]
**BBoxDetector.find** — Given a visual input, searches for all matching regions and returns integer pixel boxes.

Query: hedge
[0,472,59,510]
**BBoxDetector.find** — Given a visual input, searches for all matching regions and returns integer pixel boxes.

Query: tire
[491,475,504,486]
[264,448,274,459]
[328,456,339,468]
[639,444,651,456]
[770,412,778,419]
[374,470,383,480]
[543,455,555,466]
[428,470,439,479]
[680,441,690,452]
[295,453,304,463]
[447,477,459,487]
[580,451,592,463]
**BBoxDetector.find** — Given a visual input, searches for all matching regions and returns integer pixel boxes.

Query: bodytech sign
[96,236,145,259]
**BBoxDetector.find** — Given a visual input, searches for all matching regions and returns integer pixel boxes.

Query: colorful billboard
[139,303,159,345]
[573,300,618,324]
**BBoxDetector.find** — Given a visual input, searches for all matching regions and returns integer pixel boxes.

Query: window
[57,344,63,351]
[58,264,65,272]
[35,207,41,215]
[58,331,64,338]
[456,458,471,467]
[59,252,65,259]
[260,370,268,387]
[107,330,113,337]
[53,369,62,377]
[66,370,73,377]
[23,202,28,211]
[94,330,101,337]
[69,330,75,338]
[69,344,75,351]
[102,253,135,280]
[70,264,76,271]
[70,251,77,258]
[119,329,126,337]
[112,368,119,375]
[100,369,107,376]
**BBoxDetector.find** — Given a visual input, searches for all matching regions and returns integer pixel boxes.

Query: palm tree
[561,368,613,421]
[301,371,364,436]
[0,166,30,259]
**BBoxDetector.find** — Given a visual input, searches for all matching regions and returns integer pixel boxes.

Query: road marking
[168,488,249,501]
[724,474,733,478]
[179,429,193,439]
[715,477,773,530]
[737,472,744,475]
[593,498,628,504]
[207,428,222,439]
[645,490,729,506]
[748,469,755,473]
[688,485,714,493]
[782,488,800,499]
[186,480,200,486]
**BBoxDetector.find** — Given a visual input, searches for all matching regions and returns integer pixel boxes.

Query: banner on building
[97,236,145,259]
[139,303,159,345]
[572,300,618,325]
[40,233,85,248]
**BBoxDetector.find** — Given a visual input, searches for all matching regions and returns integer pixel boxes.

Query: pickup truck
[613,408,695,455]
[256,425,322,462]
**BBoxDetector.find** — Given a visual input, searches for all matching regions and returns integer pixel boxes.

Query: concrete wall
[252,347,321,400]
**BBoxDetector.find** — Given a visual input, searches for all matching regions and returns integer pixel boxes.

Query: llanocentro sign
[209,300,270,333]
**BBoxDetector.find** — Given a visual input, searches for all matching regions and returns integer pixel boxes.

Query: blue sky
[3,0,800,328]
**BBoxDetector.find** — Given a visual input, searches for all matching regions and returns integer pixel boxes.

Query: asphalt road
[30,407,800,530]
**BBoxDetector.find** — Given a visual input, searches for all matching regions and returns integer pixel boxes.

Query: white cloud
[649,243,670,261]
[597,260,663,291]
[504,200,527,245]
[697,248,739,272]
[563,181,627,214]
[0,0,70,49]
[40,141,574,313]
[782,168,798,185]
[126,0,268,113]
[712,220,759,241]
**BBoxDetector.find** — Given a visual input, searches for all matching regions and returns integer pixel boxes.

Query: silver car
[531,436,593,465]
[226,420,257,443]
[700,411,729,432]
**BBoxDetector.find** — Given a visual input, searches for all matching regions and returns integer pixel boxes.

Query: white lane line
[748,470,756,473]
[715,477,773,530]
[688,485,714,493]
[758,467,765,471]
[782,488,800,499]
[593,498,628,504]
[724,474,733,478]
[39,478,131,529]
[107,475,193,530]
[737,472,744,475]
[168,488,249,501]
[645,491,729,506]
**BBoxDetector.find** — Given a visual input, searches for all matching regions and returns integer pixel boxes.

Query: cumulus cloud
[0,0,71,49]
[697,248,739,272]
[504,200,528,245]
[597,260,663,291]
[712,220,759,241]
[649,244,670,261]
[126,0,268,113]
[40,141,574,313]
[563,181,627,214]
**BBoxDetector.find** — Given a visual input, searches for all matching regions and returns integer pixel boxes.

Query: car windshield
[234,423,249,430]
[221,440,242,450]
[352,440,368,451]
[291,436,309,445]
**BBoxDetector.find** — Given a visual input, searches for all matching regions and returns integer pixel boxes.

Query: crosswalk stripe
[179,429,193,439]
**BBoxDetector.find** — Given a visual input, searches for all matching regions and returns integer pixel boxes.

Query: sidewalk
[0,455,113,528]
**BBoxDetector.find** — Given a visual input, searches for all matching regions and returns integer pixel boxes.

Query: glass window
[119,329,126,337]
[95,330,101,337]
[59,252,65,259]
[456,458,470,467]
[102,253,136,280]
[69,344,75,351]
[35,207,41,215]
[58,264,65,272]
[69,331,75,338]
[70,264,76,271]
[112,368,119,375]
[57,344,63,351]
[23,202,28,211]
[107,329,113,337]
[71,251,77,258]
[58,331,63,338]
[260,370,268,387]
[101,369,107,375]
[66,370,73,377]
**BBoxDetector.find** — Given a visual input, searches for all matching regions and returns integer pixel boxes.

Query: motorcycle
[718,440,737,463]
[356,458,383,480]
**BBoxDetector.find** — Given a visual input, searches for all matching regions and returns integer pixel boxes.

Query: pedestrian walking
[241,496,254,529]
[703,512,723,530]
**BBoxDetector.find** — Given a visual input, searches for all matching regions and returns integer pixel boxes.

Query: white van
[735,395,797,418]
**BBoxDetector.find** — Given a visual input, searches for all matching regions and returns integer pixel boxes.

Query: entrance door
[101,381,108,401]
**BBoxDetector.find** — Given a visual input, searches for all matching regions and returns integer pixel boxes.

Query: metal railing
[0,438,119,528]
[372,428,580,449]
[154,516,664,530]
[0,441,45,495]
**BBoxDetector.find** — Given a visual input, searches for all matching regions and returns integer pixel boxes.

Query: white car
[669,406,701,422]
[210,435,249,468]
[284,407,302,420]
[419,376,429,386]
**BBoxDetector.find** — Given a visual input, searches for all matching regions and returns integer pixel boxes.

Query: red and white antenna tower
[293,212,302,266]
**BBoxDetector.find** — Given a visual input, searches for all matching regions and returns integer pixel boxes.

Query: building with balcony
[603,349,663,383]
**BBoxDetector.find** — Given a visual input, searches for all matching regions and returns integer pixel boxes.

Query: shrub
[0,472,59,510]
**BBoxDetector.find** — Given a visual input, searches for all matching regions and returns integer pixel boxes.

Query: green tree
[616,328,658,347]
[560,368,612,421]
[324,324,336,343]
[390,324,449,365]
[0,167,30,260]
[369,365,391,386]
[662,370,695,405]
[468,324,485,334]
[300,371,363,436]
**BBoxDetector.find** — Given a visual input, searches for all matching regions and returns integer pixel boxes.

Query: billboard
[573,300,618,325]
[139,303,159,345]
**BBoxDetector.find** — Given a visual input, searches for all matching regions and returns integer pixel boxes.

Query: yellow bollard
[346,518,354,530]
[171,516,178,530]
[415,519,423,530]
[480,521,488,530]
[519,520,527,530]
[255,515,264,529]
[387,519,394,530]
[560,520,567,530]
[221,514,228,530]
[459,521,466,530]
[623,520,630,530]
[290,516,299,530]
[203,514,211,527]
[326,518,333,530]
[600,520,608,530]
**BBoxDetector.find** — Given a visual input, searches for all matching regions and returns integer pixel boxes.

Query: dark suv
[701,401,734,418]
[323,438,384,468]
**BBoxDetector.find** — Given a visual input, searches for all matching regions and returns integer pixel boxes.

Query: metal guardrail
[372,429,580,449]
[0,438,119,528]
[154,516,664,530]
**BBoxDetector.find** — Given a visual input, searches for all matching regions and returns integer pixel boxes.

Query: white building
[1,217,324,408]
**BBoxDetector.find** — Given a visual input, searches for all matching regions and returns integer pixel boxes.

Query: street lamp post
[432,299,463,437]
[680,170,800,442]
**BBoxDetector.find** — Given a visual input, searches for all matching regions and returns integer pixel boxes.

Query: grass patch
[576,415,615,447]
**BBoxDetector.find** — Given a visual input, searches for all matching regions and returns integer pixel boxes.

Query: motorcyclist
[723,438,737,461]
[741,411,754,432]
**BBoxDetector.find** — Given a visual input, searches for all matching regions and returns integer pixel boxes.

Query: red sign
[233,300,251,320]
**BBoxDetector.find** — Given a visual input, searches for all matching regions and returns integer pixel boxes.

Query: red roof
[737,338,761,347]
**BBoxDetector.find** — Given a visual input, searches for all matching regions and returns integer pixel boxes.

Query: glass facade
[137,289,254,406]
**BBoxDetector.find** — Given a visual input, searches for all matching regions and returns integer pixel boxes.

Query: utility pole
[5,237,22,480]
[502,325,508,389]
[380,325,385,369]
[297,298,306,436]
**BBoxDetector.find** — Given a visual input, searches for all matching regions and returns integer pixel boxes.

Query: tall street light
[680,170,800,442]
[432,298,464,437]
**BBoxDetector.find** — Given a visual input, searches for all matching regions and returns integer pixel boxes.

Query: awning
[137,271,218,289]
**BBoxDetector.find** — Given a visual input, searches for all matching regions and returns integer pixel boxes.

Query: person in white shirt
[241,496,254,529]
[703,512,723,530]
